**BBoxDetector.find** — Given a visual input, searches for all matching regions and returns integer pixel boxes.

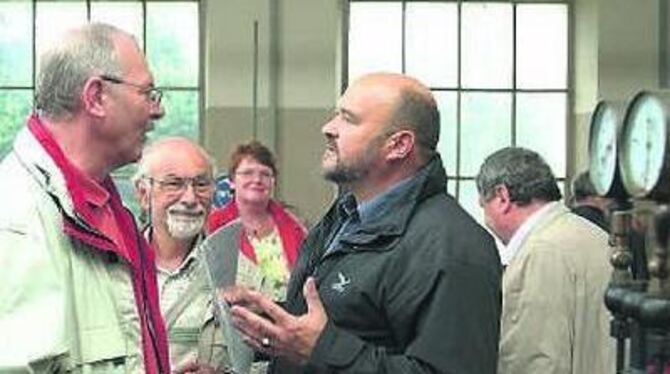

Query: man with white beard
[135,137,232,373]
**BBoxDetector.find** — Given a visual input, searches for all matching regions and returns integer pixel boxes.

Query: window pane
[460,92,512,176]
[111,163,142,218]
[434,91,457,177]
[115,96,201,218]
[91,2,144,48]
[406,2,458,88]
[149,90,199,141]
[516,93,567,178]
[517,5,568,89]
[348,2,402,83]
[0,89,32,158]
[457,179,484,225]
[462,3,513,89]
[147,2,199,87]
[0,2,32,86]
[36,2,87,74]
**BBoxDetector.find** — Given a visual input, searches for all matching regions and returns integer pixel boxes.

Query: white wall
[571,0,660,173]
[202,0,664,220]
[202,0,343,224]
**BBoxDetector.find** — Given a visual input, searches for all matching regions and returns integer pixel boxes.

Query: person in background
[206,140,307,302]
[476,147,614,374]
[569,170,648,280]
[135,137,232,373]
[222,73,502,374]
[569,170,611,231]
[0,23,169,372]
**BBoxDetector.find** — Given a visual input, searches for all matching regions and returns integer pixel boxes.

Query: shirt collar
[70,164,111,208]
[500,201,560,265]
[156,247,200,276]
[145,227,203,276]
[337,193,359,221]
[28,114,111,213]
[357,166,429,225]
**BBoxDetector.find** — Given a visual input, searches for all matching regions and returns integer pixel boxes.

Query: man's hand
[172,360,217,374]
[222,277,327,365]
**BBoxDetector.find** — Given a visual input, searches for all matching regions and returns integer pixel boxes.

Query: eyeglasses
[100,75,163,105]
[235,169,275,181]
[146,176,214,195]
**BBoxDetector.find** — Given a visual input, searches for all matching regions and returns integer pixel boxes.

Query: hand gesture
[222,277,327,365]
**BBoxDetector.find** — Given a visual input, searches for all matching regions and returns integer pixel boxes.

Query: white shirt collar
[145,227,204,276]
[499,201,560,265]
[156,244,200,276]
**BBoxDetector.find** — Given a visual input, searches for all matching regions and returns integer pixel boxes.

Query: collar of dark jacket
[339,155,447,249]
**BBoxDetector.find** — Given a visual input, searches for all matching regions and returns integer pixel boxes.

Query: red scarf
[28,115,170,373]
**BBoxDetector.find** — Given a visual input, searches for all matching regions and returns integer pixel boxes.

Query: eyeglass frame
[234,169,275,181]
[99,74,163,105]
[144,175,215,196]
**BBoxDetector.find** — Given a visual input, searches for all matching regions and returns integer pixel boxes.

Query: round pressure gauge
[619,91,670,200]
[588,100,626,197]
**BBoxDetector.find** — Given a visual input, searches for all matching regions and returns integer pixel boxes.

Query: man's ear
[385,129,415,161]
[135,179,151,213]
[81,77,106,118]
[493,184,513,214]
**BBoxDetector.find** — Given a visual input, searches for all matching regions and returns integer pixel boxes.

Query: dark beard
[321,134,384,184]
[322,163,368,184]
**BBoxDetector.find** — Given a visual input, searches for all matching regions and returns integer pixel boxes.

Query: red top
[206,199,307,268]
[28,115,170,374]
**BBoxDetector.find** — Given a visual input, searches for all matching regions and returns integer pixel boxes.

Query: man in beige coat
[476,147,614,374]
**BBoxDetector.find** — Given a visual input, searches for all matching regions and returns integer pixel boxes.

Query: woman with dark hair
[206,140,306,301]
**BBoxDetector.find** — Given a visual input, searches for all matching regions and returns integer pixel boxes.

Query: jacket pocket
[199,313,234,373]
[76,325,128,372]
[170,327,200,344]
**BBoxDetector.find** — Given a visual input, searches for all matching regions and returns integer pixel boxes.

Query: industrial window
[347,0,569,221]
[0,0,200,213]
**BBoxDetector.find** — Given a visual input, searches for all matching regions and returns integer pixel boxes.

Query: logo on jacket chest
[330,271,351,293]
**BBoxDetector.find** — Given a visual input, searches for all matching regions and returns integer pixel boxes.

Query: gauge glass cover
[622,95,667,196]
[589,105,618,195]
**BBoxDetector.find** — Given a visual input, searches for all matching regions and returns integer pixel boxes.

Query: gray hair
[476,147,562,206]
[389,88,440,162]
[35,23,129,120]
[133,137,216,186]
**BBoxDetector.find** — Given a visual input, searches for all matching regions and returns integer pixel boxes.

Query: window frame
[0,0,202,147]
[345,0,572,208]
[0,0,202,215]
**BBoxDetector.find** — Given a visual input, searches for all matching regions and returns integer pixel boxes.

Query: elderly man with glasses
[134,137,233,373]
[0,23,168,372]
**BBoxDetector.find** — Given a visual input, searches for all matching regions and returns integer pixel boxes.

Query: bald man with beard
[222,73,502,374]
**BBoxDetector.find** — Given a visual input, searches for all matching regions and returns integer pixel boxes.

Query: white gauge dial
[620,93,668,197]
[589,102,620,196]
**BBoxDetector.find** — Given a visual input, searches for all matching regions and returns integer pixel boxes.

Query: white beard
[166,211,205,240]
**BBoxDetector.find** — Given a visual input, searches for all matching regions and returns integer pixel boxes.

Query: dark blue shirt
[325,166,429,254]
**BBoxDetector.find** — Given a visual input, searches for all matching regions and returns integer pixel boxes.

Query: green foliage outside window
[0,1,200,217]
[0,91,32,157]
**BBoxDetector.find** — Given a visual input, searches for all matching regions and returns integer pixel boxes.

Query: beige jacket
[0,126,154,372]
[498,204,615,374]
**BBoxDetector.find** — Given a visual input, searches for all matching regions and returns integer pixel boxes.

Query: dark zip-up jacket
[271,157,502,373]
